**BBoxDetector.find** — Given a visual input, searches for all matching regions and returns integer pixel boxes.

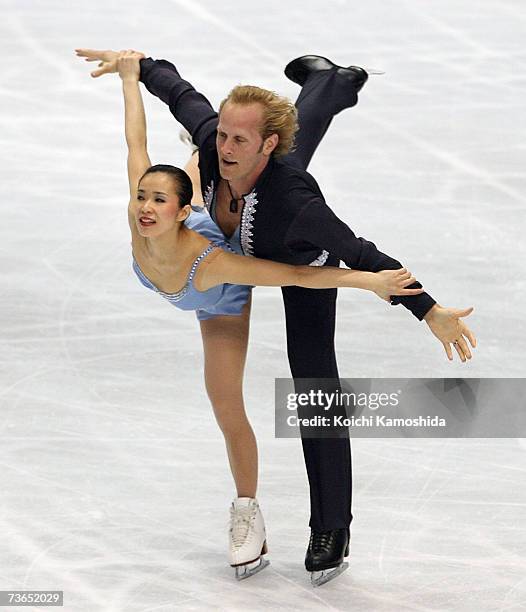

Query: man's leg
[281,275,352,532]
[283,63,363,171]
[280,65,358,532]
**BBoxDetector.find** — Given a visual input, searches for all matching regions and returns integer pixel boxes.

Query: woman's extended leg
[199,298,258,497]
[184,151,204,205]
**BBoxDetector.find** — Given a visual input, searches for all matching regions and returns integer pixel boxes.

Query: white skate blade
[363,67,385,75]
[234,557,270,581]
[310,561,349,587]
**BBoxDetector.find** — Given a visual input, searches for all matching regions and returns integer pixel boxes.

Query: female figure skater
[79,49,442,579]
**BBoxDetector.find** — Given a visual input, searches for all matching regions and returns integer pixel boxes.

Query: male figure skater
[77,48,475,585]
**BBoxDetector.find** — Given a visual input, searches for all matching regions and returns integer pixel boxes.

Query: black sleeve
[139,57,218,150]
[286,197,436,320]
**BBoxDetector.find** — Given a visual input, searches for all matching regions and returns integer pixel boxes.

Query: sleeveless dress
[132,206,251,320]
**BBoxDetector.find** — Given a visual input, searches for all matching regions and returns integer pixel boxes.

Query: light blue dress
[132,206,251,320]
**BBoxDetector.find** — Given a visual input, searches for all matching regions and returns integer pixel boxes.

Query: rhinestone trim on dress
[133,244,217,302]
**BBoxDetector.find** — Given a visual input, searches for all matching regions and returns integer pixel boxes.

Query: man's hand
[424,304,476,362]
[75,48,145,78]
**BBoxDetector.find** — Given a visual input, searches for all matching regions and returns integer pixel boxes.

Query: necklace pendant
[229,198,238,213]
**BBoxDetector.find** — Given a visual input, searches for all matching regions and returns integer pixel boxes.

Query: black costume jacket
[140,58,436,320]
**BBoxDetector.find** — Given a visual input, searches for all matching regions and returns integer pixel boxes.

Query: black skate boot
[285,55,370,92]
[305,528,350,586]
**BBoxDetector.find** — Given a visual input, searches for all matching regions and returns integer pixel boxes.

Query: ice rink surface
[1,0,525,609]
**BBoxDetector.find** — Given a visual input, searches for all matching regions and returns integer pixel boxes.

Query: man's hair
[219,85,298,157]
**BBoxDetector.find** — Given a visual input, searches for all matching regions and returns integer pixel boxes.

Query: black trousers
[280,68,359,531]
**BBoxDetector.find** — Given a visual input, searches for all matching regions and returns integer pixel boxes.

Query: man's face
[216,102,271,183]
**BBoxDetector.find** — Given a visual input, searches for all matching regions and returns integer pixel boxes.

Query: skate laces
[229,503,256,549]
[310,531,335,553]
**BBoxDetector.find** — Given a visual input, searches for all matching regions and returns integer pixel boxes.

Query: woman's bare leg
[199,298,257,497]
[190,150,256,495]
[184,152,204,205]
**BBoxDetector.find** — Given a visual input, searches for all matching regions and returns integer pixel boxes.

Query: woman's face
[132,173,188,237]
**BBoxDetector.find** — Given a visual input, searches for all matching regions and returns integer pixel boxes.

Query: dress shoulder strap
[187,243,220,284]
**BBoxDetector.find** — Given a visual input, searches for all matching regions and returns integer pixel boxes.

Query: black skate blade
[310,561,349,587]
[235,557,270,581]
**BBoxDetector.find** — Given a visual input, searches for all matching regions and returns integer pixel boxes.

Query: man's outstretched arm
[285,196,476,362]
[75,49,218,149]
[286,196,436,317]
[138,57,218,149]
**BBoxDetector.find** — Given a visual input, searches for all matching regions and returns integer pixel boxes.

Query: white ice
[1,0,525,610]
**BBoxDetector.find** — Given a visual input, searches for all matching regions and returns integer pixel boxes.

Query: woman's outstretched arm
[201,250,425,302]
[117,51,152,200]
[75,49,151,199]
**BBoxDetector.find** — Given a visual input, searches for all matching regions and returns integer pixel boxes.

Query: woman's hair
[139,165,193,207]
[219,85,298,157]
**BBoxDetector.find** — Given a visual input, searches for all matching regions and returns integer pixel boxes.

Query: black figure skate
[305,528,350,587]
[285,54,384,91]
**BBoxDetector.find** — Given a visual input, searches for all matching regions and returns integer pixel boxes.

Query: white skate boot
[179,128,198,154]
[228,497,269,580]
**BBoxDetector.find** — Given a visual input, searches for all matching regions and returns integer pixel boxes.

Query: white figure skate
[179,128,198,154]
[228,497,270,580]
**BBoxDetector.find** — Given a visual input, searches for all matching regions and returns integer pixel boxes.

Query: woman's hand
[424,304,476,362]
[117,50,144,82]
[372,268,425,302]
